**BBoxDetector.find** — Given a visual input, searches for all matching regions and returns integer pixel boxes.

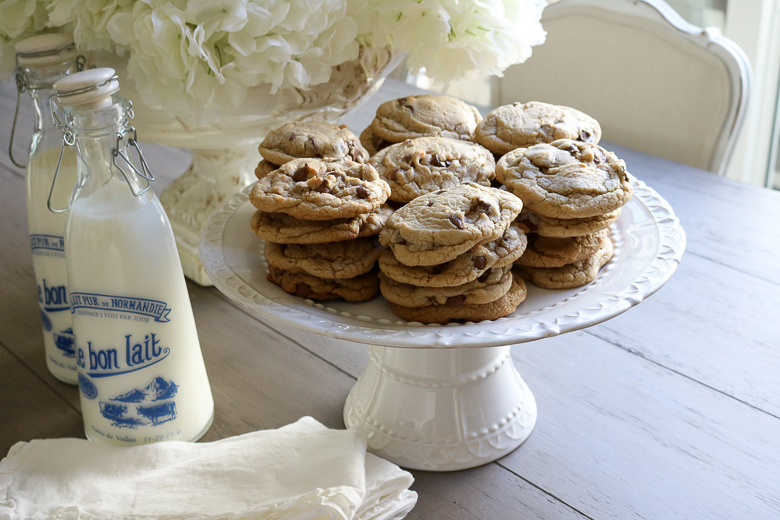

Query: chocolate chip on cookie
[267,265,379,301]
[265,237,384,279]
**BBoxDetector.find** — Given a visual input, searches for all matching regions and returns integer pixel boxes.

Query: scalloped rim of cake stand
[199,177,686,348]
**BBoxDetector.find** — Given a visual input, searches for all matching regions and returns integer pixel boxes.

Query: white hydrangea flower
[0,0,50,80]
[47,0,135,54]
[115,0,358,121]
[361,0,546,83]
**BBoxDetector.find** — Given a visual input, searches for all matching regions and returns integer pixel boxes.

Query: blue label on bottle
[70,292,172,322]
[38,279,69,312]
[77,333,171,378]
[30,234,65,252]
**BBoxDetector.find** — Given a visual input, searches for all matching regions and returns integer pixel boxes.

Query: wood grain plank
[588,252,780,417]
[0,345,84,454]
[506,333,780,520]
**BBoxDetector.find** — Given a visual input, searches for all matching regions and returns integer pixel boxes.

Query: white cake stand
[199,177,685,471]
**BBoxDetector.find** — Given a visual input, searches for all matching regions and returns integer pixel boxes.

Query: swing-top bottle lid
[15,33,78,67]
[53,67,120,110]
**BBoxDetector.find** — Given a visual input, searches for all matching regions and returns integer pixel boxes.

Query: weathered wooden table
[2,78,780,519]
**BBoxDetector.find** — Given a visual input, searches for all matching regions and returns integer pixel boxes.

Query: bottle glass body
[63,98,214,445]
[24,64,79,384]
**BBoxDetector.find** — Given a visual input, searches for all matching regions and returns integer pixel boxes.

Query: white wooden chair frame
[496,0,751,176]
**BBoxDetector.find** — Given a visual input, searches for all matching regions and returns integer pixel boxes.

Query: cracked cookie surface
[496,139,632,219]
[250,205,392,244]
[518,208,620,238]
[369,137,495,203]
[379,183,523,266]
[476,101,602,155]
[372,94,482,143]
[249,158,390,220]
[258,121,369,165]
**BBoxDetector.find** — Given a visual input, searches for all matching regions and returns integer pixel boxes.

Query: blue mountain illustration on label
[99,377,178,429]
[112,376,178,403]
[54,328,75,358]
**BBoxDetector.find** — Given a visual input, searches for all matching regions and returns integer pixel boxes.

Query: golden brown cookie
[515,229,607,268]
[517,208,620,238]
[379,183,523,266]
[258,121,369,165]
[267,265,379,301]
[476,101,601,155]
[379,266,512,307]
[249,158,390,220]
[250,206,393,244]
[369,137,495,203]
[264,238,384,279]
[496,139,632,219]
[387,273,527,324]
[515,232,614,289]
[372,94,482,143]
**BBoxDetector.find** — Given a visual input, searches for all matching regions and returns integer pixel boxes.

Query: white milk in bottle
[15,34,83,383]
[53,68,214,445]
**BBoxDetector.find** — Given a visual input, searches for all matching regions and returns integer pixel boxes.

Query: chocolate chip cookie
[265,237,384,279]
[379,266,513,307]
[249,158,390,220]
[476,101,602,155]
[516,232,614,289]
[250,205,392,244]
[267,265,379,301]
[387,273,527,324]
[371,94,482,143]
[258,121,369,165]
[496,139,632,219]
[369,137,495,203]
[515,229,607,268]
[517,208,620,238]
[379,183,524,266]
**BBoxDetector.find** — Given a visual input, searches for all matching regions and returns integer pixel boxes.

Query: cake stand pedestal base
[344,345,537,471]
[160,145,259,286]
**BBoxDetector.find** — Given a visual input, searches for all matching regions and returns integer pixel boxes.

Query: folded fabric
[0,417,417,520]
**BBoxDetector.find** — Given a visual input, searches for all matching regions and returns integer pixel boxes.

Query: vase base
[169,215,213,286]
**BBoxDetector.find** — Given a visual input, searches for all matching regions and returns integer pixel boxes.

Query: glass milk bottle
[51,68,214,445]
[13,34,84,384]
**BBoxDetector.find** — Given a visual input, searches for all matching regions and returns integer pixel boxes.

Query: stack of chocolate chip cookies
[249,121,393,301]
[377,183,528,324]
[474,101,632,289]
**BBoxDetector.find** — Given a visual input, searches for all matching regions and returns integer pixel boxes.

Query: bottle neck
[64,99,151,203]
[22,60,82,160]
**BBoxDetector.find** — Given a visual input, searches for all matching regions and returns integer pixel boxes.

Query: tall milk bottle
[14,34,83,384]
[52,68,214,445]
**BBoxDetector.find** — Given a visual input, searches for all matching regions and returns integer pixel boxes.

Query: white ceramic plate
[199,177,685,348]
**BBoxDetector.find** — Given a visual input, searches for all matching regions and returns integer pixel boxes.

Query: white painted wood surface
[2,78,780,519]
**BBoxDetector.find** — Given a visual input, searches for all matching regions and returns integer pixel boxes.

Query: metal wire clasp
[112,125,156,197]
[47,129,76,213]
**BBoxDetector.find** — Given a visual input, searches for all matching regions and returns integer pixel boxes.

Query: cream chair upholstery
[496,0,750,175]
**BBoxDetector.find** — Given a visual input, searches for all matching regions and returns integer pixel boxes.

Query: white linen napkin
[0,417,417,520]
